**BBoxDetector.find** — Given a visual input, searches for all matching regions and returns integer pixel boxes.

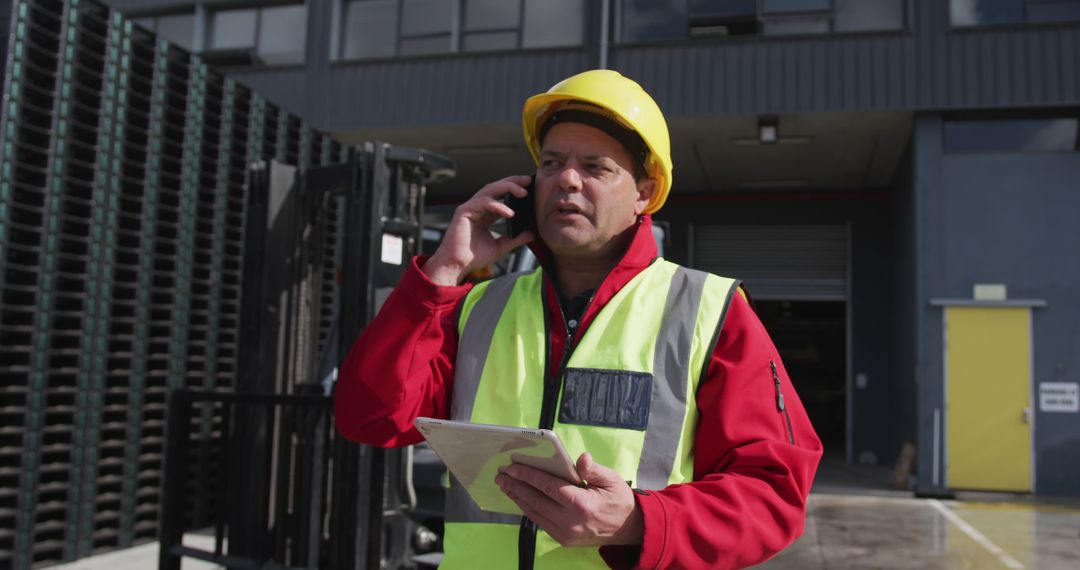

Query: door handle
[1022,407,1033,424]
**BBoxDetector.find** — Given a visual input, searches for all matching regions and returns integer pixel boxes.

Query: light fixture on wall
[758,116,779,144]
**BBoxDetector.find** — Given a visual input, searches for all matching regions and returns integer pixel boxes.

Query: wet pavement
[44,458,1080,569]
[759,494,1080,569]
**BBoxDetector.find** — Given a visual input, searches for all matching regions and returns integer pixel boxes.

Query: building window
[759,0,832,37]
[207,4,307,66]
[1028,0,1080,22]
[258,5,309,64]
[950,0,1080,27]
[463,0,520,51]
[210,9,259,51]
[620,0,905,42]
[400,0,454,55]
[133,12,196,51]
[340,0,586,60]
[621,0,690,42]
[521,0,586,48]
[342,0,399,59]
[944,118,1080,153]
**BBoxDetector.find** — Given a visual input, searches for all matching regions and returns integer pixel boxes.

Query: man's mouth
[555,203,583,215]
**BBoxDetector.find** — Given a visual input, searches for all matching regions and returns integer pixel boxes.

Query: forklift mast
[159,142,454,570]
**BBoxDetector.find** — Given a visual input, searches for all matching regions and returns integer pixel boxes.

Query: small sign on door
[1039,382,1079,413]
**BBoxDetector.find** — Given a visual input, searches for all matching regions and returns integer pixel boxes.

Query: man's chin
[540,224,583,243]
[540,227,590,249]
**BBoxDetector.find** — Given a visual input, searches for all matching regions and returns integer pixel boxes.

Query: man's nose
[556,165,583,193]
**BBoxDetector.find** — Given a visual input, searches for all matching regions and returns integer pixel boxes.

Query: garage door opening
[755,300,847,454]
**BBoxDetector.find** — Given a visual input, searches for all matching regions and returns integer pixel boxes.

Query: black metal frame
[158,389,334,570]
[157,144,454,570]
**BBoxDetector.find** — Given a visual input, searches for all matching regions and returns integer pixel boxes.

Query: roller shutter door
[694,225,848,300]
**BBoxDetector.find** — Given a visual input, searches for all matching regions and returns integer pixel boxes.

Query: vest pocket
[558,368,653,431]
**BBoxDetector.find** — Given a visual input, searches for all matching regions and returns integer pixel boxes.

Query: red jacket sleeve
[602,292,823,569]
[333,256,472,447]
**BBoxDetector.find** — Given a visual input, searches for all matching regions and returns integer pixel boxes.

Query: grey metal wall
[912,115,1080,497]
[206,0,1080,132]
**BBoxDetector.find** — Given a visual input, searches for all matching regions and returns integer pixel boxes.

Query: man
[335,70,822,569]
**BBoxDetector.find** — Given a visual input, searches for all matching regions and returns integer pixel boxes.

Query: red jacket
[335,216,822,569]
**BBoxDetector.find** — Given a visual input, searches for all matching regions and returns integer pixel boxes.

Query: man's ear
[634,178,657,215]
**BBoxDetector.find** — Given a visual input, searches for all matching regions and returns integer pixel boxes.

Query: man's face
[534,122,655,261]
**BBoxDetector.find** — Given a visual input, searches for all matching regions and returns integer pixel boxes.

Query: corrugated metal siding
[695,225,848,300]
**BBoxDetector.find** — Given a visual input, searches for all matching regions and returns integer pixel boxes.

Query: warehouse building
[3,0,1080,566]
[103,0,1080,495]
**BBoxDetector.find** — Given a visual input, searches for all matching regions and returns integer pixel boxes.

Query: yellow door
[945,307,1032,492]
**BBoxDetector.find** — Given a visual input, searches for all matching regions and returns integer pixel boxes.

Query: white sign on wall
[1039,382,1079,413]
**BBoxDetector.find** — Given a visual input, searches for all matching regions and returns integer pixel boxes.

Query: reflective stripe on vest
[443,259,738,569]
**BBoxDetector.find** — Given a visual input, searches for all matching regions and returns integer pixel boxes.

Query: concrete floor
[760,494,1080,569]
[45,531,220,570]
[44,493,1080,569]
[43,458,1080,570]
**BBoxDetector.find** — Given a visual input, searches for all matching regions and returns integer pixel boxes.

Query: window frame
[461,0,524,52]
[208,7,260,52]
[618,0,908,45]
[129,2,308,68]
[131,10,198,52]
[252,3,309,65]
[207,3,308,66]
[336,0,589,62]
[398,0,455,56]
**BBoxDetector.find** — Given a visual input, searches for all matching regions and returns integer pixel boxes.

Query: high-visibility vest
[442,259,739,569]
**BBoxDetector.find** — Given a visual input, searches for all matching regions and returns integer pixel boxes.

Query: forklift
[159,143,455,570]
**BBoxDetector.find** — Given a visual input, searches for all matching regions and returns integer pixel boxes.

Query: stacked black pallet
[182,59,221,531]
[2,0,113,564]
[68,3,132,558]
[0,1,349,567]
[0,1,9,68]
[0,2,56,564]
[109,19,169,550]
[218,82,254,392]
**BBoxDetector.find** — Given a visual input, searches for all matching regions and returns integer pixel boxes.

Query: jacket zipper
[519,282,597,570]
[771,360,796,445]
[518,228,647,570]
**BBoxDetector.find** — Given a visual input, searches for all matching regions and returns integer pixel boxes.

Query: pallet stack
[0,0,346,567]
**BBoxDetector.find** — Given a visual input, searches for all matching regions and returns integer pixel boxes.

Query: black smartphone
[503,176,535,239]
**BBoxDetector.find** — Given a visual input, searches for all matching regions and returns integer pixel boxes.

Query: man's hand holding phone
[422,174,536,286]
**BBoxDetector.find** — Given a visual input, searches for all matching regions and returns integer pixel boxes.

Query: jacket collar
[529,215,659,335]
[526,214,658,277]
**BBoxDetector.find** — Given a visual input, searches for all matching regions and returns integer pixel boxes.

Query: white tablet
[414,417,582,515]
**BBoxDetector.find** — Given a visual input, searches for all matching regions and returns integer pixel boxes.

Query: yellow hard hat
[522,69,673,214]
